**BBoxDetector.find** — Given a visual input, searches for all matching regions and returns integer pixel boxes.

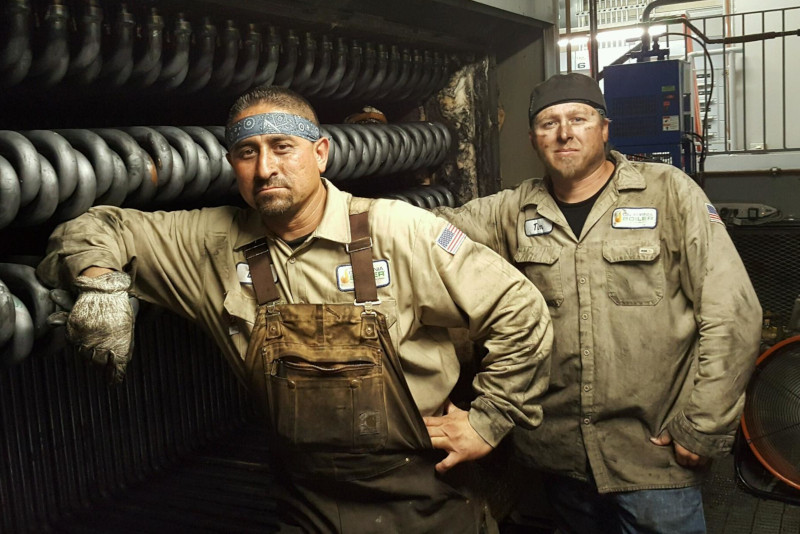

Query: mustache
[254,177,291,189]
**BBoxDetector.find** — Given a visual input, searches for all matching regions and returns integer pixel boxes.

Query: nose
[557,121,574,141]
[255,148,278,179]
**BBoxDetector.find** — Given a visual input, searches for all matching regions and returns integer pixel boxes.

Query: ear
[601,118,610,143]
[314,136,330,174]
[225,152,232,166]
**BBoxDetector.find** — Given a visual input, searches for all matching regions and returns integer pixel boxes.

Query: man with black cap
[434,72,761,533]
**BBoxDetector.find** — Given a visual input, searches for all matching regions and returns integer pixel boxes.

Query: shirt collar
[521,150,646,211]
[311,178,352,244]
[233,178,352,250]
[610,150,647,191]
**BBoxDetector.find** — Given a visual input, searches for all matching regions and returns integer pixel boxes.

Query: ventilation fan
[740,335,800,491]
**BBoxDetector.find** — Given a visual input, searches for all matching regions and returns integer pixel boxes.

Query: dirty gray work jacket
[435,151,761,492]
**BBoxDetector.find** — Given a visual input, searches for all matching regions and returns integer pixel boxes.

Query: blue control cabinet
[604,59,696,174]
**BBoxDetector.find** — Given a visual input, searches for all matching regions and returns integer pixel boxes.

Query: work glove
[48,271,135,384]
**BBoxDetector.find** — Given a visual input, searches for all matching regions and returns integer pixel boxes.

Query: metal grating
[0,308,253,533]
[622,151,675,165]
[728,223,800,328]
[608,95,664,137]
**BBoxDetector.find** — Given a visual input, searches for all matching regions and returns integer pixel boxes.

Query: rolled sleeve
[667,411,736,458]
[37,206,215,320]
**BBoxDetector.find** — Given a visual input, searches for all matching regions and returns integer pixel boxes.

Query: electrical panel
[604,59,696,174]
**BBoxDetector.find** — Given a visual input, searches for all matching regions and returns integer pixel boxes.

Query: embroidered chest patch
[525,217,554,236]
[611,208,658,229]
[337,260,391,292]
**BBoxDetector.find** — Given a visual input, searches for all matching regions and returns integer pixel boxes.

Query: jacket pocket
[602,240,664,306]
[514,245,564,307]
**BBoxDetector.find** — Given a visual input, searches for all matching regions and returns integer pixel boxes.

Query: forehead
[232,102,287,123]
[536,102,598,121]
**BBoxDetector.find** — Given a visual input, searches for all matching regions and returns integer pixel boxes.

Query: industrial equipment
[604,58,697,174]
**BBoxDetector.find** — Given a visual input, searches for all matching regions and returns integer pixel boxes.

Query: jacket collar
[521,150,645,211]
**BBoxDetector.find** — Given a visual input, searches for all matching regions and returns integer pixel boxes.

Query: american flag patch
[436,223,466,255]
[706,203,723,225]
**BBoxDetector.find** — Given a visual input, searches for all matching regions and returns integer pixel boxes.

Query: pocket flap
[377,298,398,329]
[223,288,257,325]
[602,241,661,263]
[514,245,562,265]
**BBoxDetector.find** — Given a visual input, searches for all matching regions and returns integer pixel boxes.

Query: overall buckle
[354,298,381,316]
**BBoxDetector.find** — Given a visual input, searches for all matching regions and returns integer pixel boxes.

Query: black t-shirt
[553,177,612,237]
[286,234,311,249]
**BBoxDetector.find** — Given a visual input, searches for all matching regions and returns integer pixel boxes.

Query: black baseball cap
[528,73,607,125]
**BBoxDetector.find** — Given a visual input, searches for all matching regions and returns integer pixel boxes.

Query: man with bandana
[434,73,762,533]
[36,85,552,532]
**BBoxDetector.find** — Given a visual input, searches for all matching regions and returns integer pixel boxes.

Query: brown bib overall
[242,205,486,533]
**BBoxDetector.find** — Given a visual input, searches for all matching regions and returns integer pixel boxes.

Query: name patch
[337,260,391,292]
[525,217,554,236]
[237,262,278,284]
[611,208,658,229]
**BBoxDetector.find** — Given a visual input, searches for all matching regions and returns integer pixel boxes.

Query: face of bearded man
[227,102,328,222]
[530,102,609,183]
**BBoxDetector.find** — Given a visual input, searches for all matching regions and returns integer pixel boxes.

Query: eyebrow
[232,134,295,149]
[536,108,596,123]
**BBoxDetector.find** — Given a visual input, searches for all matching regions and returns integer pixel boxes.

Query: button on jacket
[37,179,552,448]
[434,151,761,492]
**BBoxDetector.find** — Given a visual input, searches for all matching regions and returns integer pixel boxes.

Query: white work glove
[55,271,135,384]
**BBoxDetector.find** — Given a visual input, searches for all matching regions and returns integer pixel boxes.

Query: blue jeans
[544,473,706,534]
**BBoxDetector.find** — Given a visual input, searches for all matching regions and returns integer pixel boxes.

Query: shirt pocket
[514,245,564,307]
[602,240,664,306]
[223,286,257,333]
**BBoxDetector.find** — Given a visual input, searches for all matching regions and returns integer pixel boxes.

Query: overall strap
[243,239,281,306]
[347,198,378,305]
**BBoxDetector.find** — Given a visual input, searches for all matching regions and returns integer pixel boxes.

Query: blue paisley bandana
[225,112,321,147]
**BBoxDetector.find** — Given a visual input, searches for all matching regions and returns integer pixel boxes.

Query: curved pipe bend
[0,155,21,229]
[181,18,216,93]
[207,20,240,91]
[0,130,41,207]
[11,154,59,226]
[228,24,262,95]
[54,149,99,220]
[22,130,78,202]
[130,8,164,87]
[0,295,33,367]
[98,4,135,87]
[252,26,281,87]
[273,29,299,88]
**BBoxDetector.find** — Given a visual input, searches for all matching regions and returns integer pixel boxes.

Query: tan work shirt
[37,179,552,448]
[434,152,761,491]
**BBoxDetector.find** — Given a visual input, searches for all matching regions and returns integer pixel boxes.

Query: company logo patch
[436,223,466,255]
[525,217,554,236]
[611,208,658,229]
[337,260,391,292]
[237,262,278,284]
